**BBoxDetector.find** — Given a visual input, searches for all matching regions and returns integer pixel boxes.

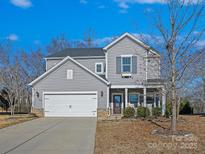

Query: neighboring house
[29,33,166,117]
[190,99,205,114]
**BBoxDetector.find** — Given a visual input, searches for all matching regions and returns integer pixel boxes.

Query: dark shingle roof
[46,48,105,58]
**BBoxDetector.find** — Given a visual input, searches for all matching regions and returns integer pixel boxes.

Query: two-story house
[29,33,166,117]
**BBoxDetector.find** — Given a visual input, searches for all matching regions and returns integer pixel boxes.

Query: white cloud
[114,0,162,13]
[6,34,19,41]
[80,0,88,4]
[118,1,129,9]
[94,33,161,46]
[195,40,205,48]
[10,0,32,8]
[94,36,115,46]
[114,0,201,12]
[114,0,164,10]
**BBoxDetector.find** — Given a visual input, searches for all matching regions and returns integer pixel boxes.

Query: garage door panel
[44,93,97,117]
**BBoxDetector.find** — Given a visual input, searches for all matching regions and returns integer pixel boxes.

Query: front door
[113,95,122,114]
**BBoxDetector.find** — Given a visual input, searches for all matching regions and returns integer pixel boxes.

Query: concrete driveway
[0,118,96,154]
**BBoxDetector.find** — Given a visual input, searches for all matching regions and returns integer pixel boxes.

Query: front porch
[108,85,166,116]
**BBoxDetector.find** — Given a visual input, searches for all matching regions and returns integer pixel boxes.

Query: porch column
[154,94,156,108]
[125,88,128,107]
[143,87,147,107]
[111,102,114,115]
[158,97,161,108]
[107,86,110,116]
[162,86,166,116]
[31,88,35,112]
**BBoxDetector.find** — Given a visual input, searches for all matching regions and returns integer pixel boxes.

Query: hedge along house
[29,33,166,117]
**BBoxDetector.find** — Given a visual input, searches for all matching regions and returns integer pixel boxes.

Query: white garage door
[44,92,97,117]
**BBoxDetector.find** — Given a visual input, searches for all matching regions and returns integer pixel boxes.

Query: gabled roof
[103,32,160,56]
[28,56,110,86]
[46,48,105,58]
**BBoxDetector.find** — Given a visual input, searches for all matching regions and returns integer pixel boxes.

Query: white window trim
[121,55,132,73]
[95,62,104,74]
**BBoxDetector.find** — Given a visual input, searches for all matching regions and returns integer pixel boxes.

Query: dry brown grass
[95,115,205,154]
[0,114,38,129]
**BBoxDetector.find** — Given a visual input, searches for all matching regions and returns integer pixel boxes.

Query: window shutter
[132,56,137,74]
[116,57,121,74]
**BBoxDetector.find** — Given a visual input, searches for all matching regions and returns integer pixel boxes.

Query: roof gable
[103,32,160,56]
[29,56,109,86]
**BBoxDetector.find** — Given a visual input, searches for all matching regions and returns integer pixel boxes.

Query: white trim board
[29,56,110,86]
[111,85,145,89]
[111,85,165,89]
[121,56,132,73]
[43,91,98,95]
[95,62,104,74]
[105,52,108,79]
[103,32,160,56]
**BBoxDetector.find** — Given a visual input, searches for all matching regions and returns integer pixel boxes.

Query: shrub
[165,100,171,118]
[179,99,193,115]
[123,107,135,118]
[137,106,150,118]
[0,95,9,111]
[152,107,162,117]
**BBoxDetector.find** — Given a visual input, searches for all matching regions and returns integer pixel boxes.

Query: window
[121,56,132,73]
[129,94,138,107]
[95,63,103,74]
[147,96,154,104]
[67,70,73,79]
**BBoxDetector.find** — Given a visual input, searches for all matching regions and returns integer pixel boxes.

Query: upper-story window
[121,56,132,73]
[95,63,104,74]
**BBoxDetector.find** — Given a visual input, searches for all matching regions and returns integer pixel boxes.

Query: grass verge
[95,115,205,154]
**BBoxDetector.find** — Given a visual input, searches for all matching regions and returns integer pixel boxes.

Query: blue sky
[0,0,204,51]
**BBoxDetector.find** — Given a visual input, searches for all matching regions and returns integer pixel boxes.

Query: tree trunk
[176,96,180,119]
[10,105,13,115]
[171,50,177,134]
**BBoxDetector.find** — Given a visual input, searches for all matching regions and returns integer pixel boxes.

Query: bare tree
[0,41,45,114]
[20,48,45,112]
[192,51,205,101]
[83,28,97,48]
[73,40,87,48]
[154,0,205,133]
[47,34,71,55]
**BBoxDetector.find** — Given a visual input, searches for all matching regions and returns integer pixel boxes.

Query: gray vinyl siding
[107,37,147,85]
[75,58,105,73]
[116,57,121,74]
[132,56,137,74]
[46,59,62,70]
[46,58,105,73]
[33,59,107,110]
[147,52,160,79]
